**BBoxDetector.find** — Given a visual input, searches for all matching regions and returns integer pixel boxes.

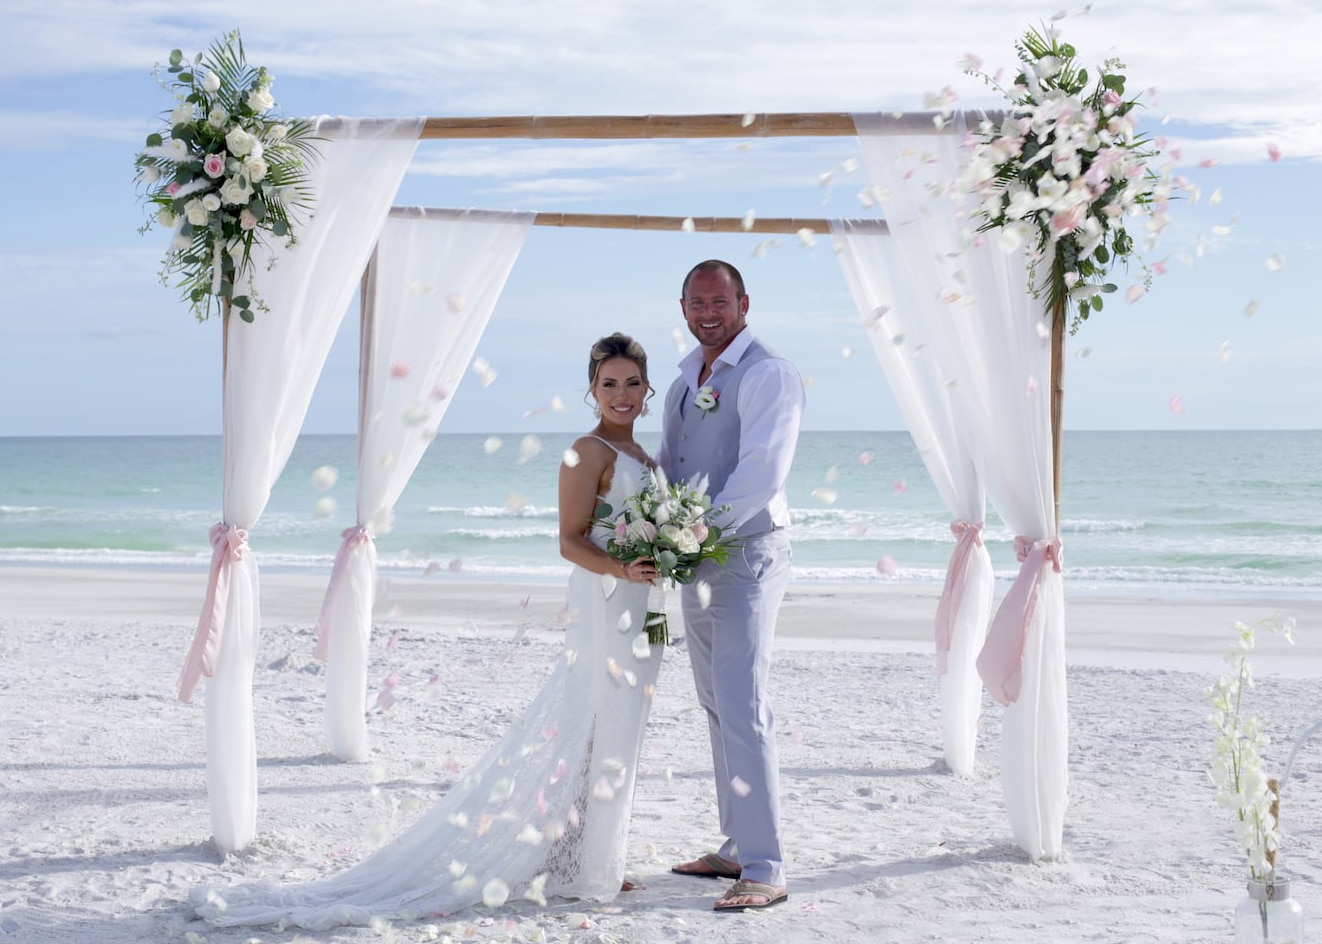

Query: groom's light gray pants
[681,527,791,888]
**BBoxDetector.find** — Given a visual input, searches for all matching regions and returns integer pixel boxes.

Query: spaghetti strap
[585,434,621,454]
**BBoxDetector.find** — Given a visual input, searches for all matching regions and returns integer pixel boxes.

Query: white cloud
[4,0,1320,157]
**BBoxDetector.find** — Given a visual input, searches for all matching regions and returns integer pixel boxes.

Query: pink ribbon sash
[313,525,373,661]
[934,520,984,675]
[976,534,1062,706]
[177,523,249,702]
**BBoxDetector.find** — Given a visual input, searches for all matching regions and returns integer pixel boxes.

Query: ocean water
[0,431,1318,595]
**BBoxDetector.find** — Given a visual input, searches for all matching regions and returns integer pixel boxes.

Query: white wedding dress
[194,450,661,930]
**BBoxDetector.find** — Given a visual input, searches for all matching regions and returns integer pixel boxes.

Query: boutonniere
[693,385,720,416]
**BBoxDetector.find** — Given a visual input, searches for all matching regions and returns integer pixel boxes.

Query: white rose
[243,156,268,182]
[219,176,253,206]
[674,527,700,555]
[156,207,176,228]
[225,126,257,157]
[200,70,221,93]
[137,164,161,184]
[207,105,229,129]
[266,124,289,142]
[201,193,221,212]
[247,86,275,113]
[169,232,191,252]
[184,198,209,226]
[170,103,194,127]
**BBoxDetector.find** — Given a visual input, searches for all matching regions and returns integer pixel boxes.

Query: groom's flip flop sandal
[713,879,789,912]
[670,852,741,880]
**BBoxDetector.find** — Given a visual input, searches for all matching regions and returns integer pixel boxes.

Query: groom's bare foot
[670,852,740,879]
[620,880,643,892]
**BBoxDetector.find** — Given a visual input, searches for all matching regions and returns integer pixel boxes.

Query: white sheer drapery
[831,213,992,778]
[176,117,424,853]
[317,208,533,762]
[847,112,1067,859]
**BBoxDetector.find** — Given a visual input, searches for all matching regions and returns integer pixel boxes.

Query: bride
[195,333,664,929]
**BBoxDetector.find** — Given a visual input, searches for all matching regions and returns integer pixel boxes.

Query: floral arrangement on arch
[594,468,734,645]
[1208,615,1297,883]
[959,25,1173,333]
[134,30,320,323]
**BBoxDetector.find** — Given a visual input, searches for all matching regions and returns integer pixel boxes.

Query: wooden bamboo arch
[398,107,1062,527]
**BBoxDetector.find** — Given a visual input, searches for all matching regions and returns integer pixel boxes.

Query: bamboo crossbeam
[388,206,889,235]
[418,111,972,140]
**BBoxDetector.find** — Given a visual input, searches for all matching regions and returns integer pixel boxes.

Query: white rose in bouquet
[184,198,209,226]
[225,126,257,157]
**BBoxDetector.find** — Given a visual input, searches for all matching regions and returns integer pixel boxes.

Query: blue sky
[1,0,1318,436]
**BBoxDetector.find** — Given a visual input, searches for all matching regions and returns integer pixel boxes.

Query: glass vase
[1235,877,1305,944]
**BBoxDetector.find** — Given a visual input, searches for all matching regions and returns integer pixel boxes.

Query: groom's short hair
[682,259,746,299]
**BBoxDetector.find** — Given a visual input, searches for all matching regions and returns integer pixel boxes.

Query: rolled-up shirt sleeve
[713,357,805,532]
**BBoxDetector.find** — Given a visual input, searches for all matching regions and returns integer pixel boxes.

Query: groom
[658,259,805,912]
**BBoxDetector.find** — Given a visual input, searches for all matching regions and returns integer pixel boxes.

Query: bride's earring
[592,403,602,419]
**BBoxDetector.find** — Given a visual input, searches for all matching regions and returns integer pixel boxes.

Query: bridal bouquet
[595,469,733,645]
[959,25,1170,333]
[134,30,320,324]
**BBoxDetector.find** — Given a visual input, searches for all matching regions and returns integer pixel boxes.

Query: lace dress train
[194,456,660,930]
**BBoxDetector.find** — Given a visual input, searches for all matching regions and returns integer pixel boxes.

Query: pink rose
[239,209,258,230]
[691,520,708,544]
[203,152,227,178]
[166,181,180,196]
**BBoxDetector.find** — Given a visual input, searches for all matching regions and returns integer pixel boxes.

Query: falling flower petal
[1209,188,1223,207]
[390,362,410,379]
[1035,320,1051,339]
[1267,142,1282,162]
[681,217,695,233]
[1075,346,1093,359]
[1126,284,1147,303]
[1244,300,1260,318]
[796,227,816,247]
[876,556,898,577]
[562,448,580,468]
[471,357,498,387]
[525,873,549,906]
[1025,376,1038,396]
[551,396,567,413]
[446,293,467,312]
[600,574,618,599]
[824,464,839,483]
[811,488,837,505]
[740,209,756,231]
[616,610,633,633]
[1199,158,1218,168]
[730,776,752,797]
[857,451,874,465]
[482,879,510,908]
[632,633,652,660]
[841,346,853,359]
[847,524,870,537]
[314,497,336,518]
[483,436,503,454]
[517,824,543,845]
[1219,341,1232,363]
[1169,395,1184,415]
[891,479,907,496]
[408,280,433,296]
[310,465,338,491]
[1266,254,1284,272]
[790,729,804,745]
[518,434,542,464]
[696,580,712,609]
[741,113,756,127]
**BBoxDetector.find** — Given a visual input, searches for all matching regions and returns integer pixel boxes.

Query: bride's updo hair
[589,334,655,415]
[588,332,650,388]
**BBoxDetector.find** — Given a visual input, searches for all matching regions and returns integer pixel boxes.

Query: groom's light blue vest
[661,338,782,537]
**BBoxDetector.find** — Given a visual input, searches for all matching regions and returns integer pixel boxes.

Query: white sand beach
[2,567,1319,943]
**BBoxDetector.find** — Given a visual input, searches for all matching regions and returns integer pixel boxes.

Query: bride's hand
[621,558,656,583]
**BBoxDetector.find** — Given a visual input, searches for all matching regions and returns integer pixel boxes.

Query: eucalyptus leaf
[239,308,255,323]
